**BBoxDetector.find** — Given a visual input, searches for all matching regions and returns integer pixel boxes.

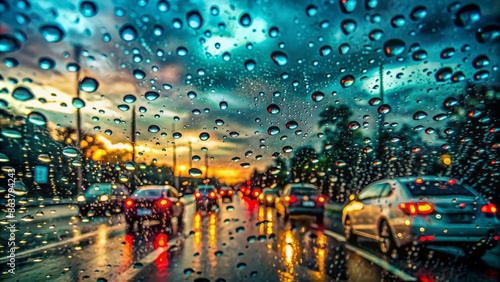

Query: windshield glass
[0,0,499,281]
[405,181,476,197]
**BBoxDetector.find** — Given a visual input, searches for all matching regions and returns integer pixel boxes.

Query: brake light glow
[209,191,216,199]
[195,192,202,198]
[285,195,297,203]
[494,235,499,241]
[399,202,434,216]
[125,198,134,208]
[415,178,424,184]
[220,190,226,195]
[228,190,233,195]
[317,195,326,204]
[252,190,261,197]
[481,203,498,214]
[158,198,169,207]
[419,235,435,242]
[447,178,457,185]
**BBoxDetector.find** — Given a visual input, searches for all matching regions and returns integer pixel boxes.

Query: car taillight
[158,198,170,207]
[220,190,226,195]
[481,203,498,215]
[228,190,233,195]
[125,198,134,208]
[399,202,434,216]
[285,195,297,203]
[209,191,216,199]
[317,195,326,204]
[195,192,201,198]
[252,190,261,197]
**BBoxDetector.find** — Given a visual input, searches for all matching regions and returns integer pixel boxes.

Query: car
[275,183,326,223]
[123,185,185,233]
[342,176,500,258]
[77,183,130,216]
[194,185,220,212]
[258,187,280,206]
[244,186,262,200]
[218,186,234,202]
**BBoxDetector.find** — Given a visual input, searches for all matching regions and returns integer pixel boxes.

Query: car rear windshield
[198,188,215,193]
[264,190,279,195]
[133,189,163,198]
[85,184,112,196]
[291,188,319,196]
[405,181,475,197]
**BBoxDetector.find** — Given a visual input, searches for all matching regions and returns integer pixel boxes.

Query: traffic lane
[0,204,195,281]
[323,212,500,281]
[132,197,396,282]
[0,204,79,223]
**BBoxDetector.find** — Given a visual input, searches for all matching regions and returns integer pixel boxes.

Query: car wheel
[379,220,396,255]
[344,217,357,243]
[462,244,488,259]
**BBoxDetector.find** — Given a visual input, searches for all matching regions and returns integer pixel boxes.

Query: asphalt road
[0,197,499,281]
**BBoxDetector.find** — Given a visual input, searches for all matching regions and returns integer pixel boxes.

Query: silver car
[342,176,500,257]
[276,183,327,223]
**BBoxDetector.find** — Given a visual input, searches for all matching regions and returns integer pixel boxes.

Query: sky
[0,0,499,184]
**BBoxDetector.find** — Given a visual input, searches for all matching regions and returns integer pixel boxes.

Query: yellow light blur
[344,201,364,213]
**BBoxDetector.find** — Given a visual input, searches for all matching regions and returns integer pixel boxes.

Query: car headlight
[76,195,86,202]
[99,195,109,201]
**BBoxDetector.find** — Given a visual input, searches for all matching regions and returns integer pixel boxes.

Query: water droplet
[443,97,459,108]
[66,62,80,72]
[123,94,136,103]
[413,111,427,120]
[214,250,223,257]
[189,168,202,177]
[79,1,98,17]
[283,146,293,153]
[454,4,481,28]
[473,70,489,81]
[220,101,228,109]
[244,60,256,71]
[475,25,500,43]
[118,104,130,111]
[341,75,355,88]
[145,91,159,101]
[28,112,47,126]
[339,43,350,55]
[157,0,169,12]
[40,24,65,43]
[173,132,182,139]
[412,49,428,61]
[433,114,448,121]
[271,51,288,66]
[452,71,465,83]
[239,13,252,27]
[148,125,160,133]
[177,46,188,56]
[383,38,405,57]
[286,121,298,129]
[237,262,247,270]
[319,45,332,56]
[133,69,146,80]
[226,206,234,211]
[120,25,137,41]
[268,126,280,135]
[312,91,325,102]
[306,4,318,16]
[473,55,490,69]
[184,268,195,275]
[348,121,360,130]
[340,0,357,13]
[37,57,55,70]
[435,67,453,82]
[62,147,79,158]
[378,104,391,114]
[0,34,22,53]
[369,29,383,41]
[269,26,279,38]
[1,129,22,139]
[391,15,406,27]
[199,132,210,141]
[240,163,250,168]
[133,262,143,269]
[440,47,455,59]
[12,86,34,101]
[267,104,280,114]
[410,6,428,21]
[341,19,357,35]
[79,77,99,93]
[187,11,203,30]
[247,236,256,243]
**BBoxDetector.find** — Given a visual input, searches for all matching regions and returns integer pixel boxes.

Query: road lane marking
[0,224,123,262]
[321,229,417,282]
[113,237,179,282]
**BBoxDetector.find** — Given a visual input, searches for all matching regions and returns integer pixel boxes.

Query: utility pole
[173,123,177,188]
[188,141,192,169]
[75,44,83,194]
[378,65,385,144]
[204,151,209,179]
[131,105,136,163]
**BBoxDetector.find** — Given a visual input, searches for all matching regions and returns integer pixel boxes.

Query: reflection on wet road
[1,197,499,281]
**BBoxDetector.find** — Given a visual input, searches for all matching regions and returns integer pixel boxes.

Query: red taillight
[228,190,233,195]
[415,178,424,184]
[419,235,435,242]
[399,202,434,216]
[317,195,326,204]
[447,178,457,185]
[125,198,134,208]
[241,187,246,193]
[158,198,169,207]
[494,235,499,241]
[285,195,297,203]
[252,190,261,197]
[481,203,498,214]
[195,192,201,198]
[209,191,216,199]
[220,190,226,195]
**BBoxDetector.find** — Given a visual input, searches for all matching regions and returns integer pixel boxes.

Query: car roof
[198,185,215,188]
[375,176,458,184]
[287,183,318,189]
[137,185,174,190]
